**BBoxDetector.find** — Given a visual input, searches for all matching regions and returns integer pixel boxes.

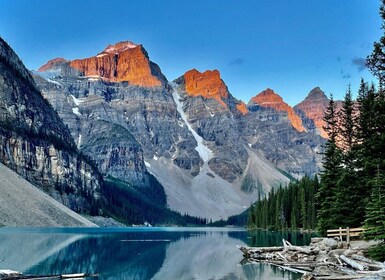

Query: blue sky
[0,0,382,105]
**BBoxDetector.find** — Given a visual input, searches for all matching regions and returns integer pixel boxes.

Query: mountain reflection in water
[0,228,308,280]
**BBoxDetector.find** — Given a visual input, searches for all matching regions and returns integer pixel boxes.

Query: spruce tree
[364,170,385,261]
[334,86,363,227]
[317,94,342,234]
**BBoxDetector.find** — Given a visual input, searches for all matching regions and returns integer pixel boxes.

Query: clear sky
[0,0,382,106]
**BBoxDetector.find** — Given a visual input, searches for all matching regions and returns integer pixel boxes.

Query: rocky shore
[238,238,385,280]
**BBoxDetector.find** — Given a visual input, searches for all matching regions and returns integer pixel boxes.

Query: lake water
[0,227,312,279]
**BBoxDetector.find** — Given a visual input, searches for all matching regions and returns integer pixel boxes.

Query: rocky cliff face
[294,87,342,138]
[0,37,101,213]
[250,88,306,132]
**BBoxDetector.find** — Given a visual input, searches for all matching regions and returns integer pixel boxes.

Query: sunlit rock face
[39,41,166,87]
[249,88,306,132]
[294,87,343,138]
[184,69,229,107]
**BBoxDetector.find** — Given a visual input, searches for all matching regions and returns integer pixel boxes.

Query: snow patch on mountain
[171,85,213,162]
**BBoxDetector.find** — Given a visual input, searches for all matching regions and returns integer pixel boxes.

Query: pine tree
[317,94,342,234]
[334,86,363,227]
[364,170,385,261]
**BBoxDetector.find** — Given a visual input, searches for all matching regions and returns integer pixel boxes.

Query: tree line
[247,176,318,230]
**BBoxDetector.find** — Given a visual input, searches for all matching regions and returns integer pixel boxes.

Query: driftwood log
[238,238,385,280]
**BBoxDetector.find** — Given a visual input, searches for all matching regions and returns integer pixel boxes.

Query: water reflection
[0,228,303,280]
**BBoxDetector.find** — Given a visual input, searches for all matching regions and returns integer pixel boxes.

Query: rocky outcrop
[294,87,342,138]
[0,37,101,213]
[249,88,306,132]
[184,69,229,107]
[181,69,247,114]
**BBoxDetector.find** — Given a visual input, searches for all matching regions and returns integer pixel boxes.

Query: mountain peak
[294,87,331,138]
[37,41,164,87]
[250,88,306,132]
[100,41,139,55]
[304,87,327,101]
[183,69,229,107]
[254,88,284,103]
[38,57,68,72]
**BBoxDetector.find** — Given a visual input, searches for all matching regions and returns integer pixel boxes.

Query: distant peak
[250,88,306,132]
[305,87,327,101]
[38,57,68,72]
[182,68,228,107]
[252,88,284,103]
[100,41,139,54]
[185,69,220,78]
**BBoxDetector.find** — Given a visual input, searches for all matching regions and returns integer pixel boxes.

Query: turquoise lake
[0,227,313,279]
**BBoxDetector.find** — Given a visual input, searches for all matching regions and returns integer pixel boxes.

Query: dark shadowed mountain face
[0,37,102,214]
[33,41,325,220]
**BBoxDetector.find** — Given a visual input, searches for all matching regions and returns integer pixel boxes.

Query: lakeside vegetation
[247,176,318,231]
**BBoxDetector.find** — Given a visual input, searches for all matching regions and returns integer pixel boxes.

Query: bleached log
[315,276,368,279]
[237,245,283,253]
[339,255,368,271]
[351,254,385,268]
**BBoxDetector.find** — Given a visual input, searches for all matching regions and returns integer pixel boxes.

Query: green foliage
[364,172,385,243]
[317,95,343,234]
[209,210,249,227]
[247,176,319,230]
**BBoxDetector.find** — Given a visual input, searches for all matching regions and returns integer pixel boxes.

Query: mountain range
[0,38,337,224]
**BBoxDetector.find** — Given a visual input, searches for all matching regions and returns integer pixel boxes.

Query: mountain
[0,37,102,215]
[294,87,343,138]
[33,41,325,220]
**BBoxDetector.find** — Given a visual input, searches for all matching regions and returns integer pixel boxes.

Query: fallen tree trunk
[339,255,368,271]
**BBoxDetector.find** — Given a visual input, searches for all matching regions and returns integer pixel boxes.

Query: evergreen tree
[317,94,342,234]
[364,170,385,261]
[334,86,363,227]
[247,176,318,230]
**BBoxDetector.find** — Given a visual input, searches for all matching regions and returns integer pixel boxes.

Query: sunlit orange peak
[183,69,229,108]
[251,88,306,132]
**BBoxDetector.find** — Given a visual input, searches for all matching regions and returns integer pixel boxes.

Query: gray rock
[0,37,102,214]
